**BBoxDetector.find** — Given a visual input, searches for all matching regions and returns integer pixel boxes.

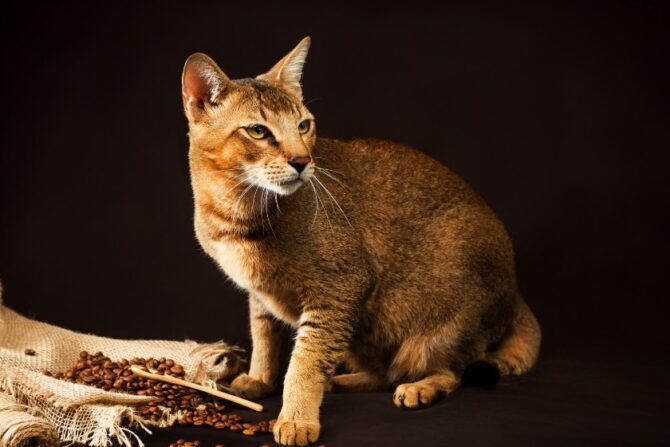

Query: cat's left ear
[257,37,311,100]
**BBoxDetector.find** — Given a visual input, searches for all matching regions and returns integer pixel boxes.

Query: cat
[181,37,541,446]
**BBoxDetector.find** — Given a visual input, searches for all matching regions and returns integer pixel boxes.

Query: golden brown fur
[181,37,541,446]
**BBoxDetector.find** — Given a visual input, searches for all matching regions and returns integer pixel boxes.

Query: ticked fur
[182,38,541,446]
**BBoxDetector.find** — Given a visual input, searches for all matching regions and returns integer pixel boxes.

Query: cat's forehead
[231,78,302,116]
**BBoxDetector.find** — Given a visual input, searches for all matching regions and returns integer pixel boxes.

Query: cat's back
[313,136,488,215]
[310,136,512,267]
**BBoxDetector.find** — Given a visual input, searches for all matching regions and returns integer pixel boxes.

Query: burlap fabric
[0,283,243,447]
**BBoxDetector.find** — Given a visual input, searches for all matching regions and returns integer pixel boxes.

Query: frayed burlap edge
[0,392,58,447]
[1,365,156,447]
[0,281,245,447]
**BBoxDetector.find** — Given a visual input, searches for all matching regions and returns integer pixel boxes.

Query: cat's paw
[273,416,320,446]
[229,373,273,399]
[393,382,439,409]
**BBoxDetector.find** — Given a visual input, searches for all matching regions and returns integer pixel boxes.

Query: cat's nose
[288,156,311,174]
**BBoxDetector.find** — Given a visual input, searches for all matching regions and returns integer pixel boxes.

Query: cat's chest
[211,240,263,291]
[210,239,301,324]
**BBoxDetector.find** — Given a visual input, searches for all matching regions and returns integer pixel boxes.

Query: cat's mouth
[273,176,306,196]
[279,178,302,186]
[257,168,312,196]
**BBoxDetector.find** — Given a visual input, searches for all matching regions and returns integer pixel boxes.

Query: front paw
[230,373,273,399]
[273,416,320,446]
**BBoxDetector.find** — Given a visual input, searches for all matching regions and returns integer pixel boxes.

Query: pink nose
[288,156,311,174]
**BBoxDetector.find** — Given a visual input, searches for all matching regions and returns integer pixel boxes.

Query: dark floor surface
[141,352,668,447]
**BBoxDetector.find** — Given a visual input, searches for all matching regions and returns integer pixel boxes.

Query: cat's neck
[192,177,279,242]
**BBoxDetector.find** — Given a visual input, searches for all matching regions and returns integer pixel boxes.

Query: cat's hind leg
[485,297,541,376]
[392,370,459,409]
[385,323,479,409]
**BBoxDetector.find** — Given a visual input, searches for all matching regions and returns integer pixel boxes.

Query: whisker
[316,166,345,176]
[251,184,261,211]
[223,171,248,183]
[263,188,276,237]
[221,174,250,197]
[308,179,320,228]
[312,178,331,229]
[304,97,322,106]
[307,179,319,228]
[261,189,267,229]
[273,191,281,215]
[316,167,346,188]
[231,182,255,221]
[313,175,353,228]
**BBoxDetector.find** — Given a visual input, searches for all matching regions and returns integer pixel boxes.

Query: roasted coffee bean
[46,351,277,438]
[24,348,36,356]
[173,440,205,447]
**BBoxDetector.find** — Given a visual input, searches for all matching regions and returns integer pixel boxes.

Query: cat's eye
[246,124,269,140]
[298,119,311,134]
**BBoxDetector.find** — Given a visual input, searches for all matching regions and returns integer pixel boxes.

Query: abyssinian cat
[182,37,541,446]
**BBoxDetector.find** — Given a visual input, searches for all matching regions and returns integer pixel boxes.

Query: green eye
[298,119,311,134]
[246,124,269,139]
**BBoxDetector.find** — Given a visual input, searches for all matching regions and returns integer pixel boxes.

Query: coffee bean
[45,351,277,439]
[24,348,36,356]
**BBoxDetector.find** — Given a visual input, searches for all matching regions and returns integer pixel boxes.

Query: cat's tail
[462,296,541,387]
[485,296,542,376]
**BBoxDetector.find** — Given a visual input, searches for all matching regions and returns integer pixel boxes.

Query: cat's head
[182,37,315,197]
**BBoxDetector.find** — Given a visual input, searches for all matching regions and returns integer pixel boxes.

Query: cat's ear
[182,53,230,122]
[257,37,311,100]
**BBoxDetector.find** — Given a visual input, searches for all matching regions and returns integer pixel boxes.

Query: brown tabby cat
[181,37,541,446]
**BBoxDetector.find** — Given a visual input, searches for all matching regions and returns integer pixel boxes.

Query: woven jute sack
[0,282,243,447]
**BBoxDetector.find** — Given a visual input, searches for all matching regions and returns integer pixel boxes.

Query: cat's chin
[265,178,305,196]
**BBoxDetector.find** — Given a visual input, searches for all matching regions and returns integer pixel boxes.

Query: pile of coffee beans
[45,351,275,435]
[171,441,324,447]
[170,440,220,447]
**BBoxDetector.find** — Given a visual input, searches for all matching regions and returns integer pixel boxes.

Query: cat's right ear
[182,53,230,122]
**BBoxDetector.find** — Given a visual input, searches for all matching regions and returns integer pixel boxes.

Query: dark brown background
[0,1,667,446]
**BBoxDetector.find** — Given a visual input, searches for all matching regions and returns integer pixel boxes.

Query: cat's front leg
[231,294,281,399]
[274,307,354,446]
